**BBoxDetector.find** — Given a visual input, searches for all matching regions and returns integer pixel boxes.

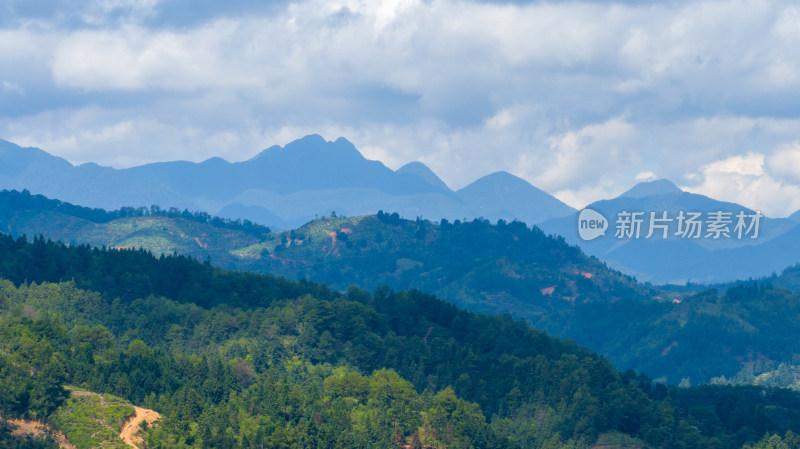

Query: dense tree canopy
[2,234,800,447]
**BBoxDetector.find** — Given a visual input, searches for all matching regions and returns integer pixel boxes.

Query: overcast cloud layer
[2,0,800,216]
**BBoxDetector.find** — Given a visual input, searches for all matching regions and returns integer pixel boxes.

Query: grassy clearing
[50,389,135,449]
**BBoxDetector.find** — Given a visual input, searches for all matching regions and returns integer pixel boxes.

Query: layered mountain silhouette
[0,134,575,230]
[539,179,800,284]
[5,134,800,284]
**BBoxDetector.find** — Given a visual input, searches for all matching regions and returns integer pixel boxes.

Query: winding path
[119,406,161,449]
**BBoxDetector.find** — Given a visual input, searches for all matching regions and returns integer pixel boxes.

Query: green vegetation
[584,283,800,385]
[50,390,134,449]
[712,360,800,390]
[592,432,648,448]
[744,432,800,448]
[0,421,60,449]
[8,189,800,386]
[0,189,271,237]
[3,235,800,447]
[0,189,269,270]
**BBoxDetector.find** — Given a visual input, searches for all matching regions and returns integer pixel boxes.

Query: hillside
[10,189,800,385]
[0,189,650,315]
[229,213,800,385]
[3,234,800,448]
[0,189,268,271]
[241,212,652,316]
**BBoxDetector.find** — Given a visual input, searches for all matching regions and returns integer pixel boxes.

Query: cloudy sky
[2,0,800,216]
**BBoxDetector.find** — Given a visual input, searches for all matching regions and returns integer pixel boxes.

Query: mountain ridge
[4,136,798,284]
[0,135,575,230]
[9,189,800,389]
[457,171,575,225]
[619,178,683,198]
[540,179,800,283]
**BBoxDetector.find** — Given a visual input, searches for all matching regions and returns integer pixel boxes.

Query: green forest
[2,234,800,448]
[8,189,800,386]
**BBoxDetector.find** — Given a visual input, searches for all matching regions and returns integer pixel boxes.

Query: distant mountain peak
[464,171,540,192]
[249,134,365,163]
[457,171,576,224]
[0,138,74,173]
[248,134,327,160]
[619,179,682,199]
[395,161,450,191]
[463,170,516,185]
[290,133,326,147]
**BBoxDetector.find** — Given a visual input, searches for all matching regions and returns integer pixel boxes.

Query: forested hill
[3,234,800,448]
[0,188,271,238]
[0,189,653,322]
[11,190,800,387]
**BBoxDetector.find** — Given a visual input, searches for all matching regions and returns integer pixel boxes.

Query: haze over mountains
[540,179,800,284]
[3,134,800,285]
[0,135,575,230]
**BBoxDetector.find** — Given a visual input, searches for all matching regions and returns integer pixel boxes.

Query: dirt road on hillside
[120,406,161,449]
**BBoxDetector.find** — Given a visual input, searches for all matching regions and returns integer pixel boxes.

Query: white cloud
[0,0,800,216]
[684,153,800,217]
[702,153,765,176]
[636,171,657,182]
[767,141,800,182]
[1,81,24,95]
[52,22,266,91]
[527,118,639,191]
[554,183,627,211]
[485,109,514,131]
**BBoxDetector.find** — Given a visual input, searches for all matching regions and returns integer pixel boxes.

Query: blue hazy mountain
[3,135,800,284]
[395,161,451,192]
[125,134,445,198]
[539,179,800,284]
[618,178,683,198]
[0,135,576,230]
[457,171,576,226]
[0,139,194,211]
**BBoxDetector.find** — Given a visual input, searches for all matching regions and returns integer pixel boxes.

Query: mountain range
[539,179,800,284]
[0,135,575,230]
[3,135,800,284]
[5,139,800,448]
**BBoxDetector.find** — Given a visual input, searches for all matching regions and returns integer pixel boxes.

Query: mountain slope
[395,161,451,191]
[7,189,800,385]
[0,189,648,321]
[618,179,682,198]
[539,179,800,283]
[456,171,576,224]
[0,139,193,212]
[125,134,444,198]
[3,233,800,448]
[0,136,576,229]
